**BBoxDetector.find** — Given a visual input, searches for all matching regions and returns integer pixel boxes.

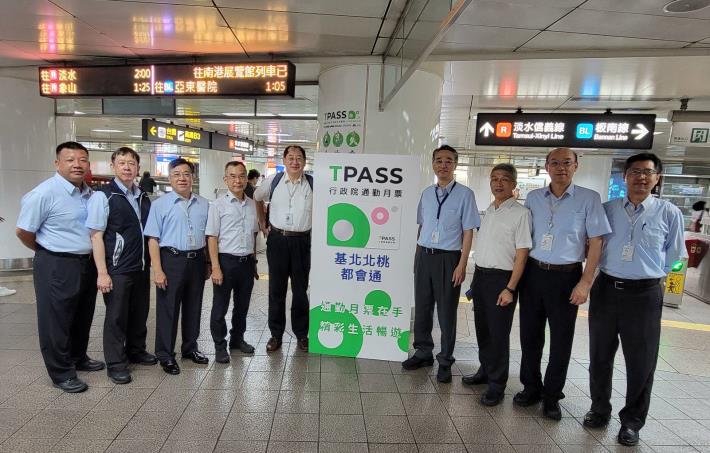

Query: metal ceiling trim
[379,0,474,111]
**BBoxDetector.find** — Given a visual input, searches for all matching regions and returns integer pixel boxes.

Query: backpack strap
[269,172,313,201]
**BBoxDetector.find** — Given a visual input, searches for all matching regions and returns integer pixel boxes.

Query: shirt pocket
[558,210,585,236]
[640,223,666,249]
[442,207,461,231]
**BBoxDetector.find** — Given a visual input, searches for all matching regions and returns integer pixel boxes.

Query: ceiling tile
[455,1,572,29]
[522,31,689,51]
[581,0,710,20]
[214,0,391,18]
[6,40,137,60]
[550,9,710,42]
[435,25,539,52]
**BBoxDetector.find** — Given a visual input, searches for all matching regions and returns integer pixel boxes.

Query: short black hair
[432,144,458,162]
[693,201,706,211]
[283,145,306,159]
[491,163,517,182]
[56,141,88,157]
[624,152,663,174]
[247,169,260,180]
[143,171,151,177]
[224,161,247,172]
[546,147,578,163]
[168,158,195,174]
[111,146,140,164]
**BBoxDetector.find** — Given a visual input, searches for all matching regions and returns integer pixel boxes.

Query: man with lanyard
[16,141,105,393]
[207,161,260,363]
[86,147,156,385]
[516,147,610,420]
[583,153,685,446]
[144,158,210,375]
[462,163,531,406]
[402,145,479,383]
[254,145,313,353]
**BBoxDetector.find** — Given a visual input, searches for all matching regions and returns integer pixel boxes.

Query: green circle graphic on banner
[346,131,360,147]
[308,306,363,357]
[364,289,392,314]
[322,132,331,147]
[397,330,410,352]
[333,131,344,147]
[327,203,370,247]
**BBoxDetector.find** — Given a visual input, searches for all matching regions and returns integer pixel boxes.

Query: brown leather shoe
[266,337,282,352]
[297,338,308,352]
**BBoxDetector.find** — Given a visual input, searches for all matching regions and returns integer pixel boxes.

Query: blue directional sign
[475,113,656,149]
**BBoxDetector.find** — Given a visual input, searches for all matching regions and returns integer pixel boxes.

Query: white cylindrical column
[318,64,444,191]
[0,73,57,267]
[575,154,612,202]
[198,148,233,200]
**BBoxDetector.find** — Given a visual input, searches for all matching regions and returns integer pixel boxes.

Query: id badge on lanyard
[433,183,455,245]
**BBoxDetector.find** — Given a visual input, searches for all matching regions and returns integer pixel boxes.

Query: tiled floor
[2,255,710,452]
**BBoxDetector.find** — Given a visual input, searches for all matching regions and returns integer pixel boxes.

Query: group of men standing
[403,146,685,447]
[14,140,685,448]
[15,142,312,391]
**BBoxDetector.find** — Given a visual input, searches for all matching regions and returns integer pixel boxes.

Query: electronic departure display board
[39,61,296,97]
[211,132,254,153]
[142,119,210,149]
[475,113,656,149]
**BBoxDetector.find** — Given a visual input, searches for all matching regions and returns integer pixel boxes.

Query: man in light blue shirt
[583,153,686,447]
[516,147,611,421]
[15,141,105,393]
[144,158,210,375]
[402,145,480,384]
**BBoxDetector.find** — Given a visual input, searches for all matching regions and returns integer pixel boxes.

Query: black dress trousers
[412,248,462,367]
[33,249,98,383]
[519,262,582,401]
[471,266,517,394]
[102,269,151,371]
[210,253,255,350]
[266,231,311,340]
[154,249,206,362]
[588,275,663,431]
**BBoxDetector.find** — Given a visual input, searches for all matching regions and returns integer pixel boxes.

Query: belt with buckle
[419,246,460,255]
[475,265,512,274]
[600,272,661,290]
[529,257,582,272]
[161,247,203,259]
[270,226,311,237]
[36,244,91,259]
[219,253,254,263]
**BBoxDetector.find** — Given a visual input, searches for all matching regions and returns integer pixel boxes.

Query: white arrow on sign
[479,122,495,137]
[631,123,649,140]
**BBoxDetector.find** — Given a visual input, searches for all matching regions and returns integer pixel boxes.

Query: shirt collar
[435,179,456,194]
[544,183,575,200]
[54,172,91,197]
[488,196,516,212]
[227,191,247,205]
[624,195,655,212]
[285,173,303,184]
[113,178,139,197]
[169,191,196,204]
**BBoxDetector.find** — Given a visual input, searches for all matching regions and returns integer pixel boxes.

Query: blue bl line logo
[576,123,594,139]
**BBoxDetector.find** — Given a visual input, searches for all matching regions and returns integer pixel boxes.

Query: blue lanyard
[435,182,456,220]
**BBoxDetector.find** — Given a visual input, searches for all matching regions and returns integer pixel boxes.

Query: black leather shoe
[266,337,282,353]
[76,358,105,372]
[215,349,230,364]
[297,338,309,352]
[543,399,562,421]
[128,352,158,366]
[583,410,611,428]
[161,360,180,375]
[462,370,488,386]
[437,365,452,383]
[53,377,88,393]
[480,390,504,407]
[402,355,434,370]
[233,340,255,354]
[182,351,209,364]
[618,426,639,446]
[513,389,542,407]
[108,369,132,385]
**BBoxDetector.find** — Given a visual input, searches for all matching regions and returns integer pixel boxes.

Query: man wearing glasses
[516,147,611,420]
[255,146,313,353]
[583,153,685,447]
[144,158,210,375]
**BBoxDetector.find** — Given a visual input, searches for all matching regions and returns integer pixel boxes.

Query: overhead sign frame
[141,119,210,149]
[474,113,656,149]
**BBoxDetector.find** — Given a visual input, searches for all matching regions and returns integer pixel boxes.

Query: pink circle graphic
[371,207,389,225]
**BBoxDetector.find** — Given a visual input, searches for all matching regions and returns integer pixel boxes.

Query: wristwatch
[504,287,516,295]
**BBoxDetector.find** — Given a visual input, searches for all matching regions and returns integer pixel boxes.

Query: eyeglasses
[170,172,193,179]
[547,160,575,168]
[225,174,247,180]
[626,168,658,176]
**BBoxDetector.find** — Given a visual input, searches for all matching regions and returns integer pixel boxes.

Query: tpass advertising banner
[317,65,366,153]
[310,153,420,361]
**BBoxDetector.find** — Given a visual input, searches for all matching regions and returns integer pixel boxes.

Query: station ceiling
[2,0,710,162]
